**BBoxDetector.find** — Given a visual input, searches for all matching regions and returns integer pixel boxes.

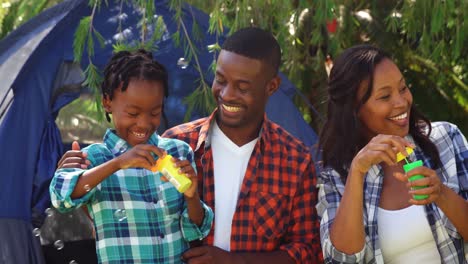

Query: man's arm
[181,246,294,264]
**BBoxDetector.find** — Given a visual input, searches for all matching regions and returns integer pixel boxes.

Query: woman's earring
[105,112,112,122]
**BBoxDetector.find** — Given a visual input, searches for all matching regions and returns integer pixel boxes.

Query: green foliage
[187,0,468,134]
[82,62,104,118]
[73,16,91,63]
[0,0,61,38]
[0,1,20,39]
[183,82,216,122]
[1,0,467,134]
[168,0,216,116]
[55,96,108,143]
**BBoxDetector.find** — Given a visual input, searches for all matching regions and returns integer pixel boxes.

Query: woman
[317,44,467,263]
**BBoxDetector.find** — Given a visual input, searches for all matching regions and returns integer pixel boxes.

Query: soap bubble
[114,209,127,222]
[54,240,64,250]
[32,228,41,237]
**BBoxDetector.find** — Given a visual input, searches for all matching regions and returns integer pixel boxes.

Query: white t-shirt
[377,205,441,264]
[211,121,258,251]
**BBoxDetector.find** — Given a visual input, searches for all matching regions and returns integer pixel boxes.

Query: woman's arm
[329,165,366,253]
[328,135,414,254]
[436,186,468,241]
[399,123,468,241]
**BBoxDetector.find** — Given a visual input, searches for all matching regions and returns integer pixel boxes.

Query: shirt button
[159,233,165,239]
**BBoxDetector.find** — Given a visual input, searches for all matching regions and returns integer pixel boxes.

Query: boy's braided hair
[101,49,168,122]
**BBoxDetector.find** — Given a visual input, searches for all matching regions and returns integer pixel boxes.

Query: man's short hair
[221,27,281,77]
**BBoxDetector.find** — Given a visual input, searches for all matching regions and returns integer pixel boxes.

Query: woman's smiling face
[357,58,413,140]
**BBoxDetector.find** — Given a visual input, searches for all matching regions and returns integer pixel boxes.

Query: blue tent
[0,0,319,262]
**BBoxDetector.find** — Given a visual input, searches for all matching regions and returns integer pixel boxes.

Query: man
[58,27,322,263]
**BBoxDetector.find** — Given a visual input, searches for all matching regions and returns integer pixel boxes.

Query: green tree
[2,0,467,135]
[0,0,62,39]
[186,0,468,134]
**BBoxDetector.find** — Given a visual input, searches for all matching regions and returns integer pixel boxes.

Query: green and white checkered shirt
[50,129,213,263]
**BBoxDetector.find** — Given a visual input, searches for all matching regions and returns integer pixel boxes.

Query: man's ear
[266,75,281,96]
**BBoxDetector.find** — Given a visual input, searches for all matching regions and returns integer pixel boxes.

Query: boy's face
[212,50,279,132]
[102,79,164,146]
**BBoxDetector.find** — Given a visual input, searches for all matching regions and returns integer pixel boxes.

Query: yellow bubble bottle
[151,154,192,193]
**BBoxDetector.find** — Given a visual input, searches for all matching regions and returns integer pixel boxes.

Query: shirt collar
[195,109,269,151]
[103,128,160,156]
[194,111,216,151]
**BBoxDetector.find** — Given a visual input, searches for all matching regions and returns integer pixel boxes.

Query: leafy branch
[73,0,105,116]
[169,0,215,121]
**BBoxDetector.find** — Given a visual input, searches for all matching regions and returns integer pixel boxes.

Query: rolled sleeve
[317,168,366,263]
[320,227,365,263]
[49,168,96,213]
[450,124,468,198]
[180,201,214,241]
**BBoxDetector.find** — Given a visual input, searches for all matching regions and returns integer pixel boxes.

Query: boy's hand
[116,144,166,171]
[57,141,91,169]
[161,157,198,198]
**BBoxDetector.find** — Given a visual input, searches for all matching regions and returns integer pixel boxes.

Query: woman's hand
[116,144,166,170]
[394,166,443,205]
[350,134,414,176]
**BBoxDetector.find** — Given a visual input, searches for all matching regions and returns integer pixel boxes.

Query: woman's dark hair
[318,44,442,180]
[101,49,168,122]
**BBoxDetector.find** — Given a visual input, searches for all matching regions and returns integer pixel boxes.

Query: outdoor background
[1,0,467,138]
[0,1,466,262]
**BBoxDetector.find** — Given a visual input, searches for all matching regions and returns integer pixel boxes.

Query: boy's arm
[180,198,214,242]
[175,144,214,241]
[172,157,206,226]
[50,159,120,212]
[70,158,120,198]
[185,194,205,226]
[50,167,92,213]
[71,143,164,198]
[50,144,111,212]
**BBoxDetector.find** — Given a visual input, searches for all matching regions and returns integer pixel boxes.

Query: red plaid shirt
[162,111,322,263]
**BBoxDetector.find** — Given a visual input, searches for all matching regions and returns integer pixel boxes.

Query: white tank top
[377,205,441,264]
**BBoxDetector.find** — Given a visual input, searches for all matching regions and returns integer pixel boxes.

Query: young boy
[50,50,213,264]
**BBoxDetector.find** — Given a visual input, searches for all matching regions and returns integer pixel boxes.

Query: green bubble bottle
[397,147,428,200]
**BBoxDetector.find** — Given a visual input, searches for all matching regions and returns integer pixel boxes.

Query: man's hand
[182,246,244,264]
[57,141,90,169]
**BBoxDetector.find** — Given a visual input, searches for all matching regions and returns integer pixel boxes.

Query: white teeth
[389,112,407,120]
[222,104,242,112]
[132,132,146,138]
